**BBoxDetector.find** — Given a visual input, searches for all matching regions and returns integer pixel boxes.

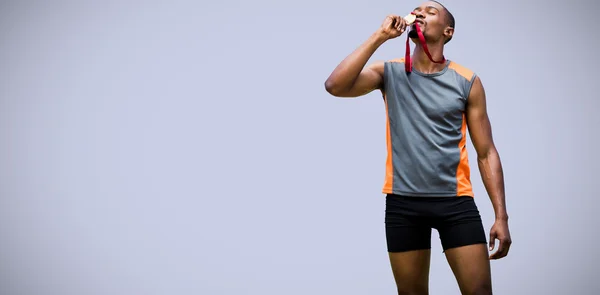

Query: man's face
[408,1,449,43]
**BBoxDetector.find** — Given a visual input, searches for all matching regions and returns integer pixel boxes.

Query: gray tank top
[381,58,477,197]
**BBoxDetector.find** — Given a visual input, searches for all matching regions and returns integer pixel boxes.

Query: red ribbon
[405,12,446,73]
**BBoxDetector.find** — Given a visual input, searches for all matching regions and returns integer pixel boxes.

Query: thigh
[444,244,492,295]
[436,197,492,294]
[389,250,431,295]
[385,195,433,294]
[436,196,487,251]
[385,194,433,252]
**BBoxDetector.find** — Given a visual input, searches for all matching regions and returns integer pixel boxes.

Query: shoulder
[447,61,476,82]
[366,58,404,76]
[370,58,405,77]
[372,58,406,69]
[388,57,405,64]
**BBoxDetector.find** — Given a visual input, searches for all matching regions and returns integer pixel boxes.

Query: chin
[408,29,419,39]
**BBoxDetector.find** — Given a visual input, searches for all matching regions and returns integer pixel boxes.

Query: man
[324,1,511,294]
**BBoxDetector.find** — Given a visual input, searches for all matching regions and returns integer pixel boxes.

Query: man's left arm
[466,76,512,260]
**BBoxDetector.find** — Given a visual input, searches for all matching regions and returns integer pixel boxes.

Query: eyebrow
[414,5,440,12]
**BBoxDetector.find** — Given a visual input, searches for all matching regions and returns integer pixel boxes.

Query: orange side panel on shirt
[382,93,394,194]
[456,114,474,197]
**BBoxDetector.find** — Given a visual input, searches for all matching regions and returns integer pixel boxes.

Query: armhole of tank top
[465,72,477,102]
[381,62,388,99]
[383,61,388,81]
[382,58,405,99]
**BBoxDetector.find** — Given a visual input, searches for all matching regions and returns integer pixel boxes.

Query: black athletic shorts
[385,194,487,253]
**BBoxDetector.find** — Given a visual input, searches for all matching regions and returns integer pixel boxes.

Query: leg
[389,249,431,295]
[444,244,492,295]
[436,196,491,295]
[385,195,433,295]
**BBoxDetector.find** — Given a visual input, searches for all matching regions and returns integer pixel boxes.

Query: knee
[396,287,428,295]
[464,283,492,295]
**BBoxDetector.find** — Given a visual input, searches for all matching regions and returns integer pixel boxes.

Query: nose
[414,10,425,19]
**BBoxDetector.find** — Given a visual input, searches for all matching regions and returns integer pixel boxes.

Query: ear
[444,26,454,41]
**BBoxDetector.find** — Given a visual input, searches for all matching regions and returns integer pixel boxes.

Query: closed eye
[414,5,440,15]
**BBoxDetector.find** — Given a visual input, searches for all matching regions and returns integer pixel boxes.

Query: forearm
[324,32,387,92]
[477,148,508,221]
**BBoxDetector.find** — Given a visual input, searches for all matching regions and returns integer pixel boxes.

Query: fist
[379,15,407,39]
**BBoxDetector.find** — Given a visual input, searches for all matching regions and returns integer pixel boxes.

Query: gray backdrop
[1,0,598,294]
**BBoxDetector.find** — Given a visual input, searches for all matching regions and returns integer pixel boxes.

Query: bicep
[336,62,384,97]
[466,76,495,156]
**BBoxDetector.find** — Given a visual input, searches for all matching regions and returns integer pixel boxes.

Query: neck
[412,40,446,73]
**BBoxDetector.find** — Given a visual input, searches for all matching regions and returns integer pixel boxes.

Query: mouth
[414,19,425,27]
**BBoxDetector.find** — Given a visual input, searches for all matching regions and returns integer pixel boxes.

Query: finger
[491,249,508,259]
[499,239,512,258]
[490,238,509,260]
[390,15,399,25]
[397,17,407,35]
[490,243,502,260]
[399,18,407,32]
[489,232,496,252]
[388,16,397,31]
[384,15,394,29]
[395,16,403,31]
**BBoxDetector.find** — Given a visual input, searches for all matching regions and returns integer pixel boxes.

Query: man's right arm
[324,15,407,98]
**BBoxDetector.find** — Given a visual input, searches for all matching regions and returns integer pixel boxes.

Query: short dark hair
[431,1,455,44]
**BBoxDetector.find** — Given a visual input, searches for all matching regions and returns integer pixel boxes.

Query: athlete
[324,1,511,294]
